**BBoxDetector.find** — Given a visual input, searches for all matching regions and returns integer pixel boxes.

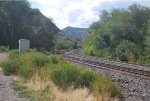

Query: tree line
[0,0,59,50]
[84,4,150,64]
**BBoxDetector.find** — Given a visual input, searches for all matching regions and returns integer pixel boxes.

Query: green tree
[84,3,150,63]
[0,0,59,50]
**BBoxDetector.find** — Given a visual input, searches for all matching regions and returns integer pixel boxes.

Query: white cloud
[28,0,150,29]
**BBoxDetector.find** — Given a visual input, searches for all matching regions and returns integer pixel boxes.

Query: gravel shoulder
[0,53,28,101]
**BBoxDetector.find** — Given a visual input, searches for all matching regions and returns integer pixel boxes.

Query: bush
[92,75,108,92]
[57,55,67,64]
[1,59,21,75]
[92,75,123,99]
[77,69,95,87]
[136,56,150,65]
[31,53,49,67]
[51,64,80,90]
[9,49,19,60]
[18,66,35,79]
[1,50,51,76]
[116,40,137,62]
[83,46,95,56]
[51,64,96,89]
[49,54,58,64]
[108,82,123,98]
[0,46,7,52]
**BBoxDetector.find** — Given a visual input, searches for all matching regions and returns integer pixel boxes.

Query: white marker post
[19,39,30,53]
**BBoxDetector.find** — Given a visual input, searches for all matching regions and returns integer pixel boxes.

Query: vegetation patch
[0,45,7,52]
[1,49,123,100]
[1,59,21,75]
[51,64,80,90]
[83,4,150,65]
[92,75,123,98]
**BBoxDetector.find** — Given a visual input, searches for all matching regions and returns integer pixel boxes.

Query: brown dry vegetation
[12,74,119,101]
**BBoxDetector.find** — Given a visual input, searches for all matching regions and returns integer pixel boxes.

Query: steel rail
[63,54,150,79]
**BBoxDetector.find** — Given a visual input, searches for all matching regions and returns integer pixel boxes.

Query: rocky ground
[74,62,150,101]
[0,53,28,101]
[66,49,150,101]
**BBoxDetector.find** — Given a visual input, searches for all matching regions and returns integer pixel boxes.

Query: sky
[28,0,150,29]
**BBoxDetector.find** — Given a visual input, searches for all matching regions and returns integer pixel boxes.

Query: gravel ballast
[64,50,150,101]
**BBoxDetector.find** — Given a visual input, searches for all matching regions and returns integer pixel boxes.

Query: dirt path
[0,53,28,101]
[0,53,8,62]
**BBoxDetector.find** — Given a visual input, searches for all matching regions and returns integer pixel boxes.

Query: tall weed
[92,75,123,99]
[9,49,19,60]
[49,54,59,64]
[18,65,35,80]
[77,69,95,87]
[1,59,21,75]
[31,53,49,68]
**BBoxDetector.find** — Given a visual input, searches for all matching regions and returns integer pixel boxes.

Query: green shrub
[57,55,67,64]
[49,55,67,64]
[77,69,95,87]
[108,82,123,98]
[116,40,137,62]
[92,75,123,99]
[1,50,50,76]
[31,53,49,67]
[18,66,35,79]
[0,46,7,52]
[1,59,21,75]
[49,54,58,64]
[51,64,80,90]
[92,75,108,92]
[51,64,96,89]
[83,46,95,56]
[136,56,150,65]
[9,49,19,60]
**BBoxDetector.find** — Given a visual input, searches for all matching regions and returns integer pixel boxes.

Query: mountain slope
[0,0,59,50]
[62,26,88,38]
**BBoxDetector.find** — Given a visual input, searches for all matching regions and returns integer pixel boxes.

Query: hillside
[0,0,59,50]
[62,26,88,38]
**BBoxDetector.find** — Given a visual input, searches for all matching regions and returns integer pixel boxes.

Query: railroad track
[63,50,150,100]
[63,53,150,79]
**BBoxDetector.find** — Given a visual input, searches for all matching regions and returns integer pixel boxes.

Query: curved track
[63,54,150,79]
[63,50,150,100]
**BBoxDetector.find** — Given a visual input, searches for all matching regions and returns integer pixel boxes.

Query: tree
[84,3,150,62]
[0,0,59,50]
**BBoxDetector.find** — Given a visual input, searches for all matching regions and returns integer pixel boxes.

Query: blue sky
[28,0,150,29]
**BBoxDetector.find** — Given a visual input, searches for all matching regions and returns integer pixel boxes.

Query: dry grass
[95,90,119,101]
[25,77,94,101]
[45,84,118,101]
[50,86,94,101]
[12,74,119,101]
[11,75,21,81]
